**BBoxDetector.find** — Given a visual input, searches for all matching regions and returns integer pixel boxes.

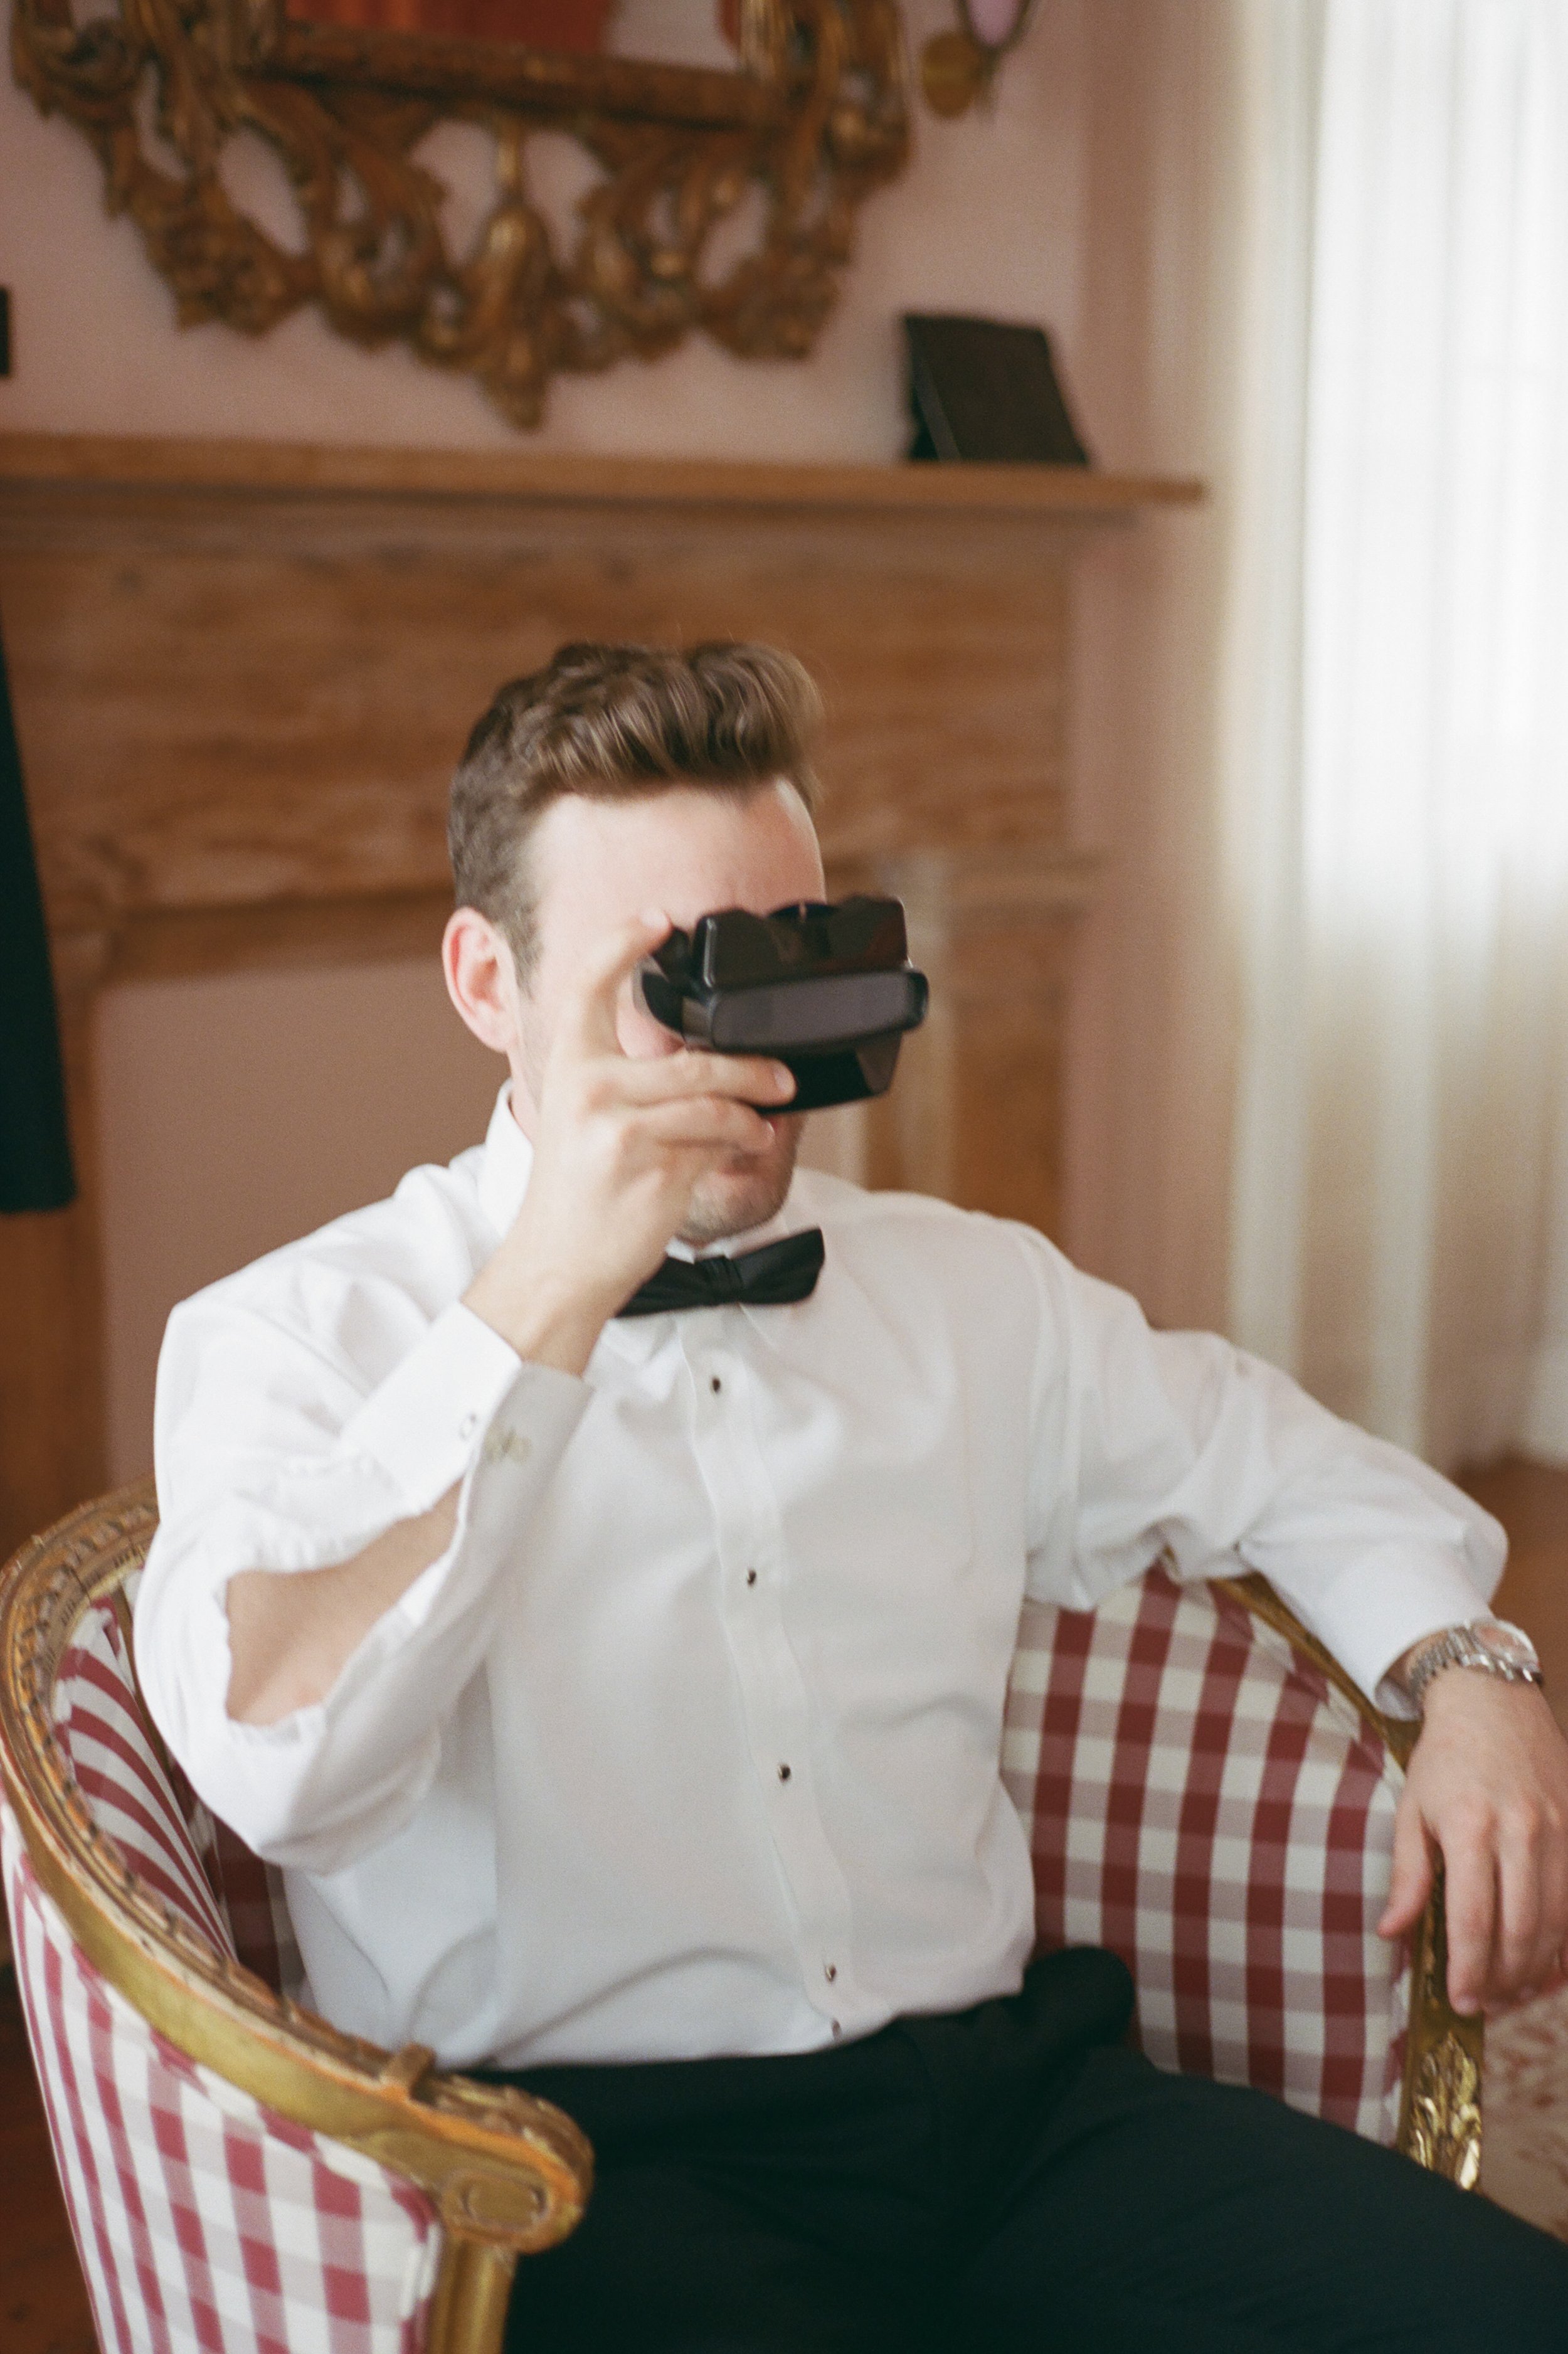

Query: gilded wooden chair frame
[8,0,908,428]
[0,1483,1483,2354]
[1,1480,591,2354]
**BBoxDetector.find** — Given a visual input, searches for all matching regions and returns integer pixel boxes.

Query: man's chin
[680,1126,803,1248]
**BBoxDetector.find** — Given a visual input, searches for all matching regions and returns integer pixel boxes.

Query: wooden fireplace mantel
[0,433,1202,514]
[0,433,1201,1553]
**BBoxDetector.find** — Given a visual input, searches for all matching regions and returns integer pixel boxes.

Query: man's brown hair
[449,640,823,978]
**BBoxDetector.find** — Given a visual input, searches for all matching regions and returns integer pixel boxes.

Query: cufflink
[482,1424,532,1468]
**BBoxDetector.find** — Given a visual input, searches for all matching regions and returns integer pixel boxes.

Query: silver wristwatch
[1403,1620,1544,1713]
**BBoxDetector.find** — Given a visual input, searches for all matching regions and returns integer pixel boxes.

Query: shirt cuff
[341,1301,531,1512]
[392,1356,591,1638]
[1285,1543,1495,1717]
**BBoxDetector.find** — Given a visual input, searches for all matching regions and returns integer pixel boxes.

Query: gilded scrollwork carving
[1396,1859,1485,2188]
[1404,2032,1483,2187]
[10,0,908,425]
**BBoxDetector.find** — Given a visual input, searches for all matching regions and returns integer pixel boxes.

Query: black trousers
[492,1949,1568,2352]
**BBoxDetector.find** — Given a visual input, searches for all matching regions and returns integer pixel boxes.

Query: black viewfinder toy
[636,897,929,1111]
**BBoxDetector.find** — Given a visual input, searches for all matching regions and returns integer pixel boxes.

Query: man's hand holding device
[464,911,800,1380]
[466,893,929,1378]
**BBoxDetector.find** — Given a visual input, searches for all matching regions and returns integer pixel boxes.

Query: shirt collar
[476,1084,535,1238]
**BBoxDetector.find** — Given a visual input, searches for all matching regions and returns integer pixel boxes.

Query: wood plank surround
[0,435,1202,1556]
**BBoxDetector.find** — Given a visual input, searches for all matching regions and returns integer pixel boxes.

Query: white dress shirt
[136,1087,1503,2070]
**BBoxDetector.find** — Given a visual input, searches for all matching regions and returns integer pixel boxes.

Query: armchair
[1,1483,1481,2354]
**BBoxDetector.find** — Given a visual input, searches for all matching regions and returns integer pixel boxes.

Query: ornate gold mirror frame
[10,0,908,425]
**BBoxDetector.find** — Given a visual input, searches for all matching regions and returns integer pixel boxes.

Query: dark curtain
[0,613,75,1211]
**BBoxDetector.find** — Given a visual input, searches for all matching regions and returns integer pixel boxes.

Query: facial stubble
[677,1114,806,1248]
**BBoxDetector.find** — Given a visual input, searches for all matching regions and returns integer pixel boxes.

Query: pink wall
[0,1,1240,1478]
[95,964,502,1474]
[0,2,1086,459]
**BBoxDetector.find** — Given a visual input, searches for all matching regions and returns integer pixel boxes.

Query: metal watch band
[1404,1621,1544,1714]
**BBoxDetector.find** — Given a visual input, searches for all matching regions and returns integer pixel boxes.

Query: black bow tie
[617,1229,825,1318]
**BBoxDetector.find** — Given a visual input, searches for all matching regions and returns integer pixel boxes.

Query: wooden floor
[4,1454,1568,2349]
[1468,1457,1568,1733]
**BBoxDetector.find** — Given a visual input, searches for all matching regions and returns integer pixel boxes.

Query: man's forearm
[222,1248,614,1729]
[225,1484,459,1726]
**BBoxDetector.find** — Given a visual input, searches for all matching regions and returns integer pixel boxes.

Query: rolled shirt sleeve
[1021,1235,1503,1709]
[135,1293,589,1873]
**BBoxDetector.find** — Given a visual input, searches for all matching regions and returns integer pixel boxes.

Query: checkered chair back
[1005,1564,1409,2142]
[51,1577,304,1995]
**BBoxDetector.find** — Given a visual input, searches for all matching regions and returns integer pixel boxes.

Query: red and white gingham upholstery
[3,1592,440,2354]
[108,1569,305,1999]
[1,1561,1411,2353]
[1005,1565,1407,2142]
[1,1816,442,2354]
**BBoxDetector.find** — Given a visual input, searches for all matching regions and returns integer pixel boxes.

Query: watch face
[1476,1621,1540,1672]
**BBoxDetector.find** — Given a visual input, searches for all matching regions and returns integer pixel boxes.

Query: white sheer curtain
[1224,0,1568,1470]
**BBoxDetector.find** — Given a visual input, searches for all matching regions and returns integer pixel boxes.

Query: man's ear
[443,907,521,1054]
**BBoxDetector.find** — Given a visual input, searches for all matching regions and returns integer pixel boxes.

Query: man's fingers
[1441,1838,1499,2015]
[1540,1837,1568,1995]
[1397,1680,1568,2013]
[1494,1819,1548,1996]
[637,1097,780,1155]
[610,1052,795,1109]
[558,910,672,1062]
[1378,1796,1434,1941]
[1494,1806,1568,2001]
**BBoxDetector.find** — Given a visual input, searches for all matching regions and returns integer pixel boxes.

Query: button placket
[682,1328,862,2030]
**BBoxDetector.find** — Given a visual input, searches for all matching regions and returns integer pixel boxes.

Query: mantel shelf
[0,434,1205,517]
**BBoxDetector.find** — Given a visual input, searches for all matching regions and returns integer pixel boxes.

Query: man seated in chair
[138,642,1568,2351]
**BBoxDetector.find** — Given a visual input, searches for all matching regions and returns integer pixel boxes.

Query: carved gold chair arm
[0,1483,593,2354]
[1214,1572,1483,2188]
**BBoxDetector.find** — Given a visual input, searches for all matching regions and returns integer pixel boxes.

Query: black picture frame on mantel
[904,314,1091,466]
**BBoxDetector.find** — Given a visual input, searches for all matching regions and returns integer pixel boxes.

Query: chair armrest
[1,1482,592,2354]
[1215,1573,1483,2187]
